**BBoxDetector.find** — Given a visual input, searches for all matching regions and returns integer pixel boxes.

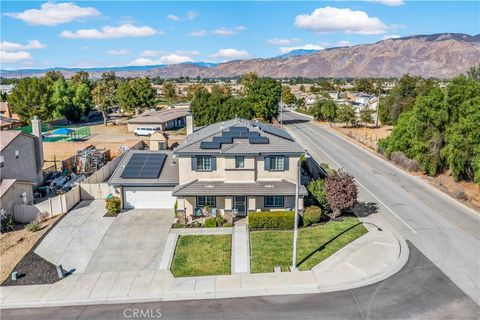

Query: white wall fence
[13,185,81,223]
[13,153,125,222]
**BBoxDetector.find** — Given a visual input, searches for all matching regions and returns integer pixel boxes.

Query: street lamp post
[292,153,304,271]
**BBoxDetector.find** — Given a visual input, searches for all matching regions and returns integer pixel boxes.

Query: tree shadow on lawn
[282,119,310,125]
[296,222,365,269]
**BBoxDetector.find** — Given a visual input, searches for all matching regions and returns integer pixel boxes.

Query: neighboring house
[0,130,44,216]
[127,108,188,132]
[173,118,307,219]
[108,150,179,209]
[0,115,22,131]
[0,84,14,95]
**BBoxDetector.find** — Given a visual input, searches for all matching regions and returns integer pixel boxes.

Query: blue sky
[1,1,478,69]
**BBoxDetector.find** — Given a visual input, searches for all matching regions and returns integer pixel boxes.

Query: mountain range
[1,33,479,79]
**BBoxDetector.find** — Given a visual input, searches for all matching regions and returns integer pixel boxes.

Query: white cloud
[267,38,302,46]
[167,14,181,21]
[336,40,352,47]
[382,34,401,40]
[211,48,250,60]
[295,7,388,35]
[279,44,324,54]
[0,50,32,63]
[188,29,207,37]
[212,27,237,36]
[106,49,129,55]
[235,25,247,31]
[60,24,160,39]
[367,0,404,6]
[0,40,46,51]
[4,2,100,26]
[186,11,199,20]
[130,54,193,66]
[167,10,199,21]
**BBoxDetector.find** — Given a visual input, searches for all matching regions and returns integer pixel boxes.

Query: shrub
[302,206,323,227]
[1,214,15,232]
[173,222,186,228]
[26,220,41,232]
[205,218,217,228]
[307,179,331,212]
[105,197,121,216]
[390,151,421,172]
[216,215,226,227]
[223,223,233,227]
[191,221,202,228]
[324,169,358,219]
[248,211,295,229]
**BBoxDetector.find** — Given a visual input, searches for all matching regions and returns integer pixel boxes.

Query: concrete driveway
[84,209,173,273]
[35,200,173,274]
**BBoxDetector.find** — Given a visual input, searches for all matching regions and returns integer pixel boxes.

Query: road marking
[288,120,418,235]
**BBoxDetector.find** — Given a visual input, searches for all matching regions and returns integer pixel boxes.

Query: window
[235,156,245,168]
[0,155,4,168]
[265,196,284,207]
[15,150,19,159]
[197,196,216,207]
[269,156,285,171]
[197,156,212,171]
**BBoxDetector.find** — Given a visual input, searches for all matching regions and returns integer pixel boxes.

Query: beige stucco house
[172,118,307,219]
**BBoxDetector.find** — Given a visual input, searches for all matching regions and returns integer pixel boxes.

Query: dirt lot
[331,123,393,150]
[0,215,62,282]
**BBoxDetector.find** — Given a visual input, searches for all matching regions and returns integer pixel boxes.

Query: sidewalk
[0,228,408,309]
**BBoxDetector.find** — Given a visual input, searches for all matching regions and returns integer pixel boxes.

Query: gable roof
[0,131,37,152]
[127,108,188,125]
[174,118,304,155]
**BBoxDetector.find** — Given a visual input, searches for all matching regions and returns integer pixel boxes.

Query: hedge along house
[172,118,307,222]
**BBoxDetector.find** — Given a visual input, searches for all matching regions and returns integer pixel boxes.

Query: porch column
[225,196,233,210]
[298,196,304,210]
[248,196,256,212]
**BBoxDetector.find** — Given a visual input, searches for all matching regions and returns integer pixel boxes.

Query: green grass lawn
[250,216,368,273]
[171,234,231,277]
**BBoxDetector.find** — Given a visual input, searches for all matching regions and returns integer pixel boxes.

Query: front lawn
[250,216,367,273]
[171,234,231,277]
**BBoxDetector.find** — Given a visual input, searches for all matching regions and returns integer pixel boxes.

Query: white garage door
[124,187,176,209]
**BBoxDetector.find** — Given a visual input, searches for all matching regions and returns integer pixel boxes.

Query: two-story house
[172,118,307,219]
[0,130,44,216]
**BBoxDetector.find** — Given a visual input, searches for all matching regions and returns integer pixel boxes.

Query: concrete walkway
[0,228,408,309]
[232,225,250,274]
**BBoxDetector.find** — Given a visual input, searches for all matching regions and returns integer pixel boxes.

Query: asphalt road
[282,110,480,304]
[2,244,478,320]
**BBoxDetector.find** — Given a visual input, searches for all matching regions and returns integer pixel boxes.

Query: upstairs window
[235,156,245,168]
[197,156,212,171]
[15,150,19,159]
[269,156,285,171]
[0,155,4,168]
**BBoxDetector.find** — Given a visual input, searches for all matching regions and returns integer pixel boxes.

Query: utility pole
[376,87,380,128]
[280,87,283,125]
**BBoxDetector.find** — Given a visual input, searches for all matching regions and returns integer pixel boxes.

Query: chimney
[31,116,44,180]
[186,112,193,135]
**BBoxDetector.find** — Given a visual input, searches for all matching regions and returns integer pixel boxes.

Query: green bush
[205,218,217,228]
[26,220,41,232]
[223,223,233,227]
[105,197,121,216]
[1,214,15,232]
[303,206,324,227]
[307,179,331,212]
[173,222,186,228]
[248,211,295,229]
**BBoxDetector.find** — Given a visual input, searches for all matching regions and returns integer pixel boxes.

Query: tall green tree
[246,77,281,122]
[240,72,258,97]
[337,104,356,127]
[71,71,91,86]
[8,77,54,123]
[281,85,296,105]
[311,98,337,122]
[92,72,117,125]
[116,78,156,115]
[354,78,375,94]
[359,105,375,126]
[162,81,177,103]
[467,64,480,82]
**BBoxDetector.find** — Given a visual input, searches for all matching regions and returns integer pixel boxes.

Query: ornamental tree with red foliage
[324,169,358,219]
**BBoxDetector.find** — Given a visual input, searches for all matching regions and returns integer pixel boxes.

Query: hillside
[2,33,479,79]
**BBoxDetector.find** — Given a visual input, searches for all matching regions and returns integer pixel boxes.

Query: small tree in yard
[105,197,121,216]
[324,169,358,219]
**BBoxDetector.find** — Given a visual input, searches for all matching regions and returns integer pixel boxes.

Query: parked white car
[134,127,160,136]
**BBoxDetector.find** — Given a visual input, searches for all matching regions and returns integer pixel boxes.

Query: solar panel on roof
[251,122,293,141]
[200,141,221,149]
[120,153,166,179]
[249,136,269,144]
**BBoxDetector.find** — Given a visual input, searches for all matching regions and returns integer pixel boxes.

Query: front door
[234,196,246,216]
